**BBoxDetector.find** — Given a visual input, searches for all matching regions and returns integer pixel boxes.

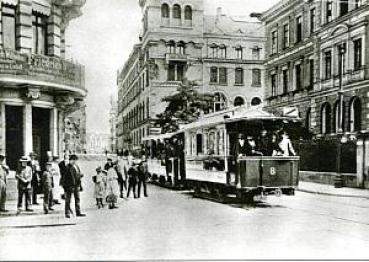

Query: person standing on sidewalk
[29,152,41,205]
[63,154,86,218]
[137,152,148,198]
[51,156,62,205]
[0,154,9,212]
[42,162,54,214]
[59,152,70,200]
[16,156,33,214]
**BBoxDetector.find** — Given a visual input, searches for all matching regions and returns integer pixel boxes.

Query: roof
[204,15,264,38]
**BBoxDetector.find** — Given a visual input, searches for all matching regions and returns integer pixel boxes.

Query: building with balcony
[259,0,369,188]
[117,0,265,150]
[0,0,86,169]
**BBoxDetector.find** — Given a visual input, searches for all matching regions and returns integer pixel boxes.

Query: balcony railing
[165,53,188,64]
[0,48,85,95]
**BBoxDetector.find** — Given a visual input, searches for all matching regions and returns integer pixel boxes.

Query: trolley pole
[335,45,346,188]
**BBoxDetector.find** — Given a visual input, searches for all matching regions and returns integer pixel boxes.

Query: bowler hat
[19,156,30,162]
[69,154,78,161]
[96,166,102,172]
[46,162,53,166]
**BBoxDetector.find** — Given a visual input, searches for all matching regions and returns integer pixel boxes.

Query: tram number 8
[270,167,277,176]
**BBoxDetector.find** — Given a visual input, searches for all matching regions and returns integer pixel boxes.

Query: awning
[32,0,51,16]
[1,0,18,6]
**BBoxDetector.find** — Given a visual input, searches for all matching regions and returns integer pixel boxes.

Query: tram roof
[179,107,301,131]
[142,132,176,141]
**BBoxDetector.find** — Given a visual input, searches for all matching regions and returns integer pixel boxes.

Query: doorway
[5,106,24,170]
[32,107,50,168]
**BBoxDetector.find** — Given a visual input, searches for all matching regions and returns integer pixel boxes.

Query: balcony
[165,53,188,64]
[0,48,85,97]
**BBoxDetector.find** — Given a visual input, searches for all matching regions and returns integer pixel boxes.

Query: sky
[66,0,279,134]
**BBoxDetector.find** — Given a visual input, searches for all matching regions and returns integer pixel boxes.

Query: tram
[144,107,303,202]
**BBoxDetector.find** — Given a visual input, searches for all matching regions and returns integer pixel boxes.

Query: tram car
[144,107,303,202]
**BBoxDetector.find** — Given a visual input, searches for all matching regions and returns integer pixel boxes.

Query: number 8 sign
[270,167,276,176]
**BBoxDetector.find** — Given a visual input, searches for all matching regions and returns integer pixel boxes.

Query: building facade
[259,0,369,187]
[117,0,266,150]
[0,0,86,169]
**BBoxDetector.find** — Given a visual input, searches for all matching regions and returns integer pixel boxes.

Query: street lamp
[335,44,346,188]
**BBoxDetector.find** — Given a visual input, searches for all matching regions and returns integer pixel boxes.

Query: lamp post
[335,44,346,188]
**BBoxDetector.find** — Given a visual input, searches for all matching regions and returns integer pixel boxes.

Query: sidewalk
[298,181,369,199]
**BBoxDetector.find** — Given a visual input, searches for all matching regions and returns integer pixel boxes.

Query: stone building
[0,0,86,169]
[259,0,369,187]
[117,0,265,150]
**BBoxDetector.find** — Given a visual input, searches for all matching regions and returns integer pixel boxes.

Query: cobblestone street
[1,161,369,260]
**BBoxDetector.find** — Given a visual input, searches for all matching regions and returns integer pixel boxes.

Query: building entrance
[32,107,50,168]
[5,106,24,170]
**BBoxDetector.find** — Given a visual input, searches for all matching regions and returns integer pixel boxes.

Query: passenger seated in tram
[257,130,269,156]
[278,131,296,156]
[246,136,263,156]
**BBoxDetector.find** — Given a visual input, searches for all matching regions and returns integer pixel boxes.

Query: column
[50,108,59,156]
[0,103,5,155]
[58,111,65,157]
[17,0,32,54]
[23,104,32,156]
[47,5,62,57]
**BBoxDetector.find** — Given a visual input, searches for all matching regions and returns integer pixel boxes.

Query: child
[42,162,54,214]
[106,165,119,209]
[93,167,106,209]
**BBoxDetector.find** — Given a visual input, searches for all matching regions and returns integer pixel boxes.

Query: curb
[296,188,369,200]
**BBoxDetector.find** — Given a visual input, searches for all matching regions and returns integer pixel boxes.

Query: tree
[156,80,214,133]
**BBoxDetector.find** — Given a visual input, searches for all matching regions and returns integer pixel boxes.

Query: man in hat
[29,152,41,205]
[64,154,86,218]
[231,133,252,186]
[0,154,9,212]
[59,151,70,199]
[16,156,33,214]
[42,162,54,214]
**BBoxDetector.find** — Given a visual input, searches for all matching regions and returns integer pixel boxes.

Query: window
[321,103,332,134]
[282,69,289,93]
[219,67,227,84]
[214,92,227,112]
[196,134,203,155]
[210,45,218,58]
[309,59,314,89]
[234,97,245,107]
[350,97,362,132]
[168,64,175,81]
[178,42,185,55]
[306,108,311,130]
[235,47,243,59]
[251,97,262,106]
[271,30,278,54]
[310,8,316,34]
[324,51,332,79]
[235,68,244,85]
[184,6,192,20]
[167,41,176,54]
[271,73,277,96]
[219,45,227,59]
[252,47,260,60]
[354,39,362,71]
[210,67,218,83]
[146,69,150,87]
[296,16,302,43]
[32,12,48,55]
[252,69,261,86]
[295,64,302,90]
[146,97,150,119]
[168,63,184,81]
[177,63,184,81]
[283,24,289,48]
[161,3,169,18]
[340,0,348,16]
[326,1,333,23]
[2,5,16,50]
[355,0,363,8]
[173,4,181,19]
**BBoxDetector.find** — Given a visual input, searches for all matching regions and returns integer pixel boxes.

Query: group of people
[0,152,86,218]
[92,150,149,210]
[232,130,296,160]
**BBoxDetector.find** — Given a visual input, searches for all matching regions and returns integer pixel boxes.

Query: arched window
[350,97,362,132]
[219,44,227,59]
[321,103,332,134]
[173,4,181,19]
[214,92,227,112]
[234,96,245,107]
[167,40,176,54]
[161,3,169,18]
[333,101,345,133]
[185,6,192,20]
[251,97,262,106]
[177,41,185,55]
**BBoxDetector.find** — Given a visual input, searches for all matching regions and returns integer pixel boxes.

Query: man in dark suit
[63,154,86,218]
[231,134,252,186]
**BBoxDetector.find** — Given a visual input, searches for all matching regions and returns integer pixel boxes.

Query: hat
[107,158,113,161]
[19,156,30,162]
[96,166,102,172]
[29,152,37,157]
[46,162,53,166]
[52,155,59,161]
[238,133,245,139]
[102,170,108,174]
[69,154,78,161]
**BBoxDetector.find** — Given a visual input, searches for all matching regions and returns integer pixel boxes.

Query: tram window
[208,132,216,154]
[196,134,203,155]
